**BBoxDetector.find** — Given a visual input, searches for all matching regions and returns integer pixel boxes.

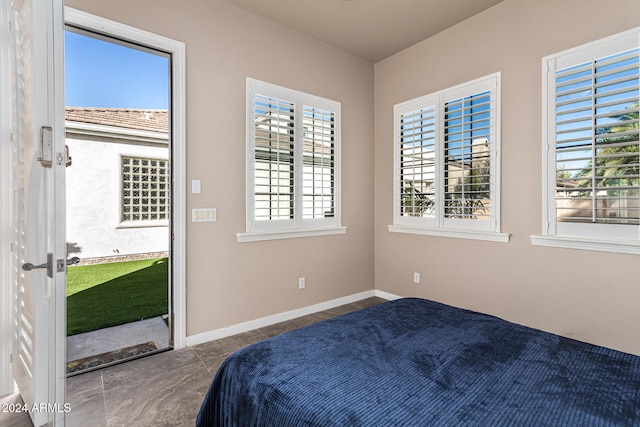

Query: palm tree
[567,102,639,223]
[575,102,639,190]
[402,182,435,216]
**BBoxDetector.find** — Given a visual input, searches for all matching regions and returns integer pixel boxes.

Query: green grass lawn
[66,257,168,336]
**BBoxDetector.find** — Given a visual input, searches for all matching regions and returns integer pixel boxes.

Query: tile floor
[0,297,385,427]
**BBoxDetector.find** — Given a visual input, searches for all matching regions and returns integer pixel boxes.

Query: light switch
[192,208,216,222]
[192,179,201,194]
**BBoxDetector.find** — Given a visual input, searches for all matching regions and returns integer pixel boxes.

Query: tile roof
[65,107,168,133]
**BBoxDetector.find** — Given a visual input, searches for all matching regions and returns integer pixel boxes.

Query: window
[239,78,344,242]
[121,156,169,224]
[534,28,640,254]
[390,73,508,242]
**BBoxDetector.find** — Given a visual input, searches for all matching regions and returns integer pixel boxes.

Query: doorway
[61,8,187,373]
[0,4,185,418]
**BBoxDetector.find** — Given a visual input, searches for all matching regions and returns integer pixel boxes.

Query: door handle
[22,253,54,278]
[22,261,50,271]
[22,254,81,278]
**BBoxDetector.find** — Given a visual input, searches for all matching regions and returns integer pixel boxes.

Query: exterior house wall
[374,0,640,355]
[65,123,169,259]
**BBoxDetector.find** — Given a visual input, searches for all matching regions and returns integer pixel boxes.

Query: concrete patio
[67,316,170,367]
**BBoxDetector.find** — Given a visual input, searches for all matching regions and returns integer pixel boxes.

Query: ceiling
[223,0,505,63]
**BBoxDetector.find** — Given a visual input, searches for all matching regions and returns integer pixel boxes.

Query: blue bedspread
[196,298,640,426]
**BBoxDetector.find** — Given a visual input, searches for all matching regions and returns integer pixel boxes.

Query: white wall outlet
[413,272,420,284]
[298,277,306,289]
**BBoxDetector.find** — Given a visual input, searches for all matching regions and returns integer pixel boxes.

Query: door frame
[0,0,12,398]
[0,5,187,397]
[63,7,187,350]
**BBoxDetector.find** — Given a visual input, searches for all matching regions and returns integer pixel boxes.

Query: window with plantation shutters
[399,105,437,221]
[391,73,507,242]
[444,91,492,221]
[302,106,336,220]
[254,95,295,221]
[535,28,640,254]
[240,78,343,242]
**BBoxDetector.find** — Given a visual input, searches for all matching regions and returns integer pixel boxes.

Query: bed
[196,298,640,426]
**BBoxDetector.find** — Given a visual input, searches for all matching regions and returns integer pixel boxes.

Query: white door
[8,0,66,425]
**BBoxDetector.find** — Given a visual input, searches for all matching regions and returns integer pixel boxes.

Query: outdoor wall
[64,0,375,336]
[65,133,169,259]
[374,0,640,355]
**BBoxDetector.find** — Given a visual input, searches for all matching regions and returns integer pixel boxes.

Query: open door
[8,0,66,425]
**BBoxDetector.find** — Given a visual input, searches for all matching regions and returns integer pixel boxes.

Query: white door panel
[8,0,66,425]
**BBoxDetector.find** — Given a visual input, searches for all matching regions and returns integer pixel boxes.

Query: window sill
[117,220,169,229]
[388,225,510,243]
[530,235,640,255]
[237,226,347,243]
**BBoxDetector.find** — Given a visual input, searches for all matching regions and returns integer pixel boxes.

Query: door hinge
[38,126,53,168]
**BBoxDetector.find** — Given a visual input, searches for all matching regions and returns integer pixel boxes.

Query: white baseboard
[186,290,399,347]
[374,289,402,301]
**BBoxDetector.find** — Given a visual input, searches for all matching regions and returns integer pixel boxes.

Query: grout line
[100,372,108,426]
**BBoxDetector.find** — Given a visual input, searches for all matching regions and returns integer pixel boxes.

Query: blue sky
[64,31,169,109]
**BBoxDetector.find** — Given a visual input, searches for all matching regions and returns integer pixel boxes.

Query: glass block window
[121,156,169,222]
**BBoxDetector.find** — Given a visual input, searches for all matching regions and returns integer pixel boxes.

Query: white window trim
[389,225,510,243]
[530,235,640,255]
[117,220,169,229]
[237,226,347,243]
[533,27,640,254]
[239,78,344,242]
[390,72,509,243]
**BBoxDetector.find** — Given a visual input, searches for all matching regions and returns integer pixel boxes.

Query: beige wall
[375,0,640,355]
[64,0,375,336]
[65,0,640,356]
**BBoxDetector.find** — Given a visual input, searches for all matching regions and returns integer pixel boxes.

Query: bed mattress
[197,298,640,426]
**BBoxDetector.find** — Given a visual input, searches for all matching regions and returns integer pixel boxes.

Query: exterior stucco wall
[65,133,169,259]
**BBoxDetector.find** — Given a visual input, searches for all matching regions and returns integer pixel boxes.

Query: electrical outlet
[298,277,306,289]
[413,272,420,284]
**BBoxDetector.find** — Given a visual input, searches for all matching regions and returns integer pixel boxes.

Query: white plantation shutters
[254,95,295,221]
[444,91,492,221]
[394,73,500,234]
[246,79,341,236]
[302,106,336,219]
[399,105,437,222]
[554,49,639,225]
[544,29,640,243]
